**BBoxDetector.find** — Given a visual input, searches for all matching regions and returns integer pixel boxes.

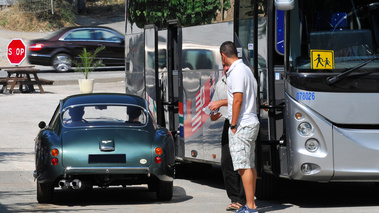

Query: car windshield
[62,104,147,127]
[290,0,379,72]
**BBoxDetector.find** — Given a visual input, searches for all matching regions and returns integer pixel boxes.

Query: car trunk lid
[61,128,153,168]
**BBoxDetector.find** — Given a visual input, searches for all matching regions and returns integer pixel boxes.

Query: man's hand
[210,112,222,121]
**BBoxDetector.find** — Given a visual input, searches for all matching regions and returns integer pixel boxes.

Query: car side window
[64,30,92,41]
[49,105,60,131]
[94,30,122,42]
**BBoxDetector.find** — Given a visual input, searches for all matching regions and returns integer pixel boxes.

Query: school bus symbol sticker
[311,50,334,69]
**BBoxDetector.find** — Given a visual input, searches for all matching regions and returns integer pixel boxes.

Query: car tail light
[29,43,44,51]
[154,147,162,163]
[51,149,59,156]
[155,147,163,155]
[155,156,162,164]
[51,158,58,165]
[51,149,59,165]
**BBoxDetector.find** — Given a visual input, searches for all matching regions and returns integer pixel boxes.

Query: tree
[127,0,231,29]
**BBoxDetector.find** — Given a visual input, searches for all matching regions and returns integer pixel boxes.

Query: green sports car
[34,93,175,203]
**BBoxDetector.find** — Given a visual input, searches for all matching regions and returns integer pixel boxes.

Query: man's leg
[222,120,245,206]
[239,168,257,210]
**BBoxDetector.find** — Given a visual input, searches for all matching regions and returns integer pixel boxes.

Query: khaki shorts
[229,123,260,170]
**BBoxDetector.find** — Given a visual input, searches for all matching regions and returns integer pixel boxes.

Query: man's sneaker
[235,205,258,213]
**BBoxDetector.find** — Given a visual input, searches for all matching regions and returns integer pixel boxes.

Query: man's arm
[209,99,227,111]
[231,92,243,133]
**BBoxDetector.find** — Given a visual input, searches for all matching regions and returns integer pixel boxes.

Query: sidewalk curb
[52,77,125,85]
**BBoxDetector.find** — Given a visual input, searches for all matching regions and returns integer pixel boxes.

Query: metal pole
[51,0,54,14]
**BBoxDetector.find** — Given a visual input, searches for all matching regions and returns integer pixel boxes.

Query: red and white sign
[7,38,27,65]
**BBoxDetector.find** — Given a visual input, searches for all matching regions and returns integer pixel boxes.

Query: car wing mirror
[38,121,46,129]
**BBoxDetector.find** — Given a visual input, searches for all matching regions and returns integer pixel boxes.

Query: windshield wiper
[326,57,379,85]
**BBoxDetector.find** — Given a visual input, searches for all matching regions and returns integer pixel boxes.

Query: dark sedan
[27,26,125,71]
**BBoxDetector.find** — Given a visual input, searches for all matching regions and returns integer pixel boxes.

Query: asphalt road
[1,70,379,212]
[0,71,232,213]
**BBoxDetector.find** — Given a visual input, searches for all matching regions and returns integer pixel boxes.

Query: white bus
[125,0,379,199]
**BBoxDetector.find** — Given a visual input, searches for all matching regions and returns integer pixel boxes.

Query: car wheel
[156,180,173,201]
[148,182,157,192]
[52,53,72,72]
[37,182,54,203]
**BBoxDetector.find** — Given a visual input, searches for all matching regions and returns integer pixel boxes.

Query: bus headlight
[297,122,314,136]
[305,138,320,152]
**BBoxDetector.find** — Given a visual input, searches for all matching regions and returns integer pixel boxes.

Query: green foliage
[73,46,105,79]
[128,0,231,28]
[39,0,76,29]
[86,0,125,14]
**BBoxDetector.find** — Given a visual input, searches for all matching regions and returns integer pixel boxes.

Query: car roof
[61,93,146,109]
[41,26,124,41]
[63,26,117,31]
[62,26,123,35]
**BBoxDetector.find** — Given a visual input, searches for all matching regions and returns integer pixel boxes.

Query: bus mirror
[275,0,294,11]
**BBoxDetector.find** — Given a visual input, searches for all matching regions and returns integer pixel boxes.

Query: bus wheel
[255,172,280,200]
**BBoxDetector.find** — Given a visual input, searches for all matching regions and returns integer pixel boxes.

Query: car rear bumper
[63,166,151,178]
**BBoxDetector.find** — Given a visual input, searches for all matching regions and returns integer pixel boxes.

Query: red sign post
[7,38,27,65]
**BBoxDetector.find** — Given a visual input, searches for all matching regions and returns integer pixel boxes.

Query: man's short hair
[220,41,238,58]
[127,106,142,121]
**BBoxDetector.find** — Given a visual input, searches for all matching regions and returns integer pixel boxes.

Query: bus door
[144,25,164,126]
[180,22,233,164]
[165,21,180,135]
[234,0,285,178]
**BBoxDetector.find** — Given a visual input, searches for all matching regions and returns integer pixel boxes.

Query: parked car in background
[27,26,125,71]
[34,93,175,203]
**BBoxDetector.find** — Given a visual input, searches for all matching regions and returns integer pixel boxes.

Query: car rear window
[62,105,147,127]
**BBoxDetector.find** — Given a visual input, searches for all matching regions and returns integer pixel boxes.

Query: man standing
[209,65,246,211]
[219,41,260,213]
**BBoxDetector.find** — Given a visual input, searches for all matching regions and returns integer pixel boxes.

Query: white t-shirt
[211,75,228,119]
[226,59,259,126]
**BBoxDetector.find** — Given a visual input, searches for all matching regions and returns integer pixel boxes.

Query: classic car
[34,93,175,203]
[27,26,125,72]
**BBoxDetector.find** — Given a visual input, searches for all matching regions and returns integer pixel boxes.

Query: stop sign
[7,38,27,65]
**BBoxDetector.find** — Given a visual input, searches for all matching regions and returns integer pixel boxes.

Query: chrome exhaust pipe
[70,179,82,190]
[58,179,69,189]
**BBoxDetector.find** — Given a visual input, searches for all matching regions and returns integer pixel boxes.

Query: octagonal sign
[7,38,27,65]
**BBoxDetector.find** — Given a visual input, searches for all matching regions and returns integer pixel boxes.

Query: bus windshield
[290,0,379,72]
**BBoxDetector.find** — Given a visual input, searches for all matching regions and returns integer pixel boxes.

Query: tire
[255,172,280,200]
[148,181,157,192]
[156,180,173,201]
[37,182,54,203]
[52,53,72,72]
